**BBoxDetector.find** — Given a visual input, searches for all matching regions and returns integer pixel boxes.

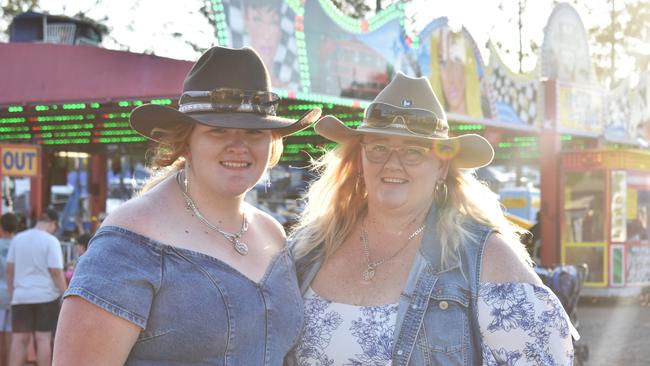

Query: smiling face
[361,135,448,213]
[186,125,273,198]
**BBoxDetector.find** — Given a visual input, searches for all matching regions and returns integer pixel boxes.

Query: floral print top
[295,283,575,366]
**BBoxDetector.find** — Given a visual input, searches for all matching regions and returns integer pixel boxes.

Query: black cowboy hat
[130,46,321,140]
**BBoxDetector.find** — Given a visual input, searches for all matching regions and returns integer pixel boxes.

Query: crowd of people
[0,210,90,366]
[2,45,576,365]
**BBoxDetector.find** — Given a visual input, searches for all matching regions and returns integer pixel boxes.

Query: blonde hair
[140,123,284,194]
[291,138,530,269]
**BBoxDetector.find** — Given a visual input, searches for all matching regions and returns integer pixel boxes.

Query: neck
[365,201,430,237]
[35,222,51,232]
[176,171,246,230]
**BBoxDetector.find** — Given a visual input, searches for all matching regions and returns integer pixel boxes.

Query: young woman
[289,73,576,365]
[53,46,320,365]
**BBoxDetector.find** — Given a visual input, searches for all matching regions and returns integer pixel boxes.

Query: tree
[492,0,539,74]
[1,0,39,39]
[581,0,650,86]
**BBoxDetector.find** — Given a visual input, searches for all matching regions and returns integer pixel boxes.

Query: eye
[245,129,263,135]
[404,146,427,157]
[369,144,389,153]
[209,128,227,134]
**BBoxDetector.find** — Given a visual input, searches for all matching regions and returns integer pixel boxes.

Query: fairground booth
[1,2,649,292]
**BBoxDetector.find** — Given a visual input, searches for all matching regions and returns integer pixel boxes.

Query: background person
[289,73,576,365]
[6,209,66,366]
[53,46,320,365]
[0,213,18,366]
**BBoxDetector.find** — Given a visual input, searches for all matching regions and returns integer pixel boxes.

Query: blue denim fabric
[65,226,304,366]
[290,206,493,366]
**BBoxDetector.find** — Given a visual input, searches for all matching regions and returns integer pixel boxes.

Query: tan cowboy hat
[315,73,494,169]
[130,46,321,140]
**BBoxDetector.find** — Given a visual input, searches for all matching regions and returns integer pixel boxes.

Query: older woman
[53,46,320,365]
[289,73,576,365]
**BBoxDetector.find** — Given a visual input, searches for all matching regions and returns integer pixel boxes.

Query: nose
[383,148,403,169]
[225,132,248,152]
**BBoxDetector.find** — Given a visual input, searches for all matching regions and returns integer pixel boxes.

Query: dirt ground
[577,297,650,366]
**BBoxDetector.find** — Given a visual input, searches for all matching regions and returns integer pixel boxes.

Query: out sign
[0,145,40,177]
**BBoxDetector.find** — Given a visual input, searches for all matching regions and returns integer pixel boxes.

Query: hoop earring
[434,178,448,208]
[354,173,364,192]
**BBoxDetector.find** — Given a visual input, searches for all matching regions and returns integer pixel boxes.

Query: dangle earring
[264,170,272,193]
[434,178,448,208]
[183,161,190,193]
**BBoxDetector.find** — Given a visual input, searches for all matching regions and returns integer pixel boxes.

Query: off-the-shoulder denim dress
[64,226,304,365]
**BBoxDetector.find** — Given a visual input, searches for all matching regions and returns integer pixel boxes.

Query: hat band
[179,102,277,116]
[359,122,449,139]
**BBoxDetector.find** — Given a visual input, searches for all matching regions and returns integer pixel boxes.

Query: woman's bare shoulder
[101,187,176,235]
[480,233,542,285]
[246,203,286,240]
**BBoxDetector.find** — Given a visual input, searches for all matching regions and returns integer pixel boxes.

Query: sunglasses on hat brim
[363,102,447,137]
[179,88,280,116]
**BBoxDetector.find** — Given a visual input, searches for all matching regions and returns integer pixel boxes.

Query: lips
[220,161,251,169]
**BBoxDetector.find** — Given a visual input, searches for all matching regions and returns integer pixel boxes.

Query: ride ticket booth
[561,149,650,296]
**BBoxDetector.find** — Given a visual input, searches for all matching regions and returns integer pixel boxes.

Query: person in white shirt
[5,209,66,366]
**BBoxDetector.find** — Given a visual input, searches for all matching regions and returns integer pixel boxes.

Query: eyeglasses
[363,102,446,137]
[179,88,280,115]
[361,142,432,165]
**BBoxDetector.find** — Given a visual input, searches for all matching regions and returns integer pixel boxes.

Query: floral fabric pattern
[296,283,574,366]
[295,288,397,366]
[479,283,575,366]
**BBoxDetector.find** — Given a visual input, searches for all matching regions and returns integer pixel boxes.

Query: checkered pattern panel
[488,65,538,125]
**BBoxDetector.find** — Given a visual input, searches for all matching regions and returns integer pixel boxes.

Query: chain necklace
[176,171,250,256]
[360,222,425,281]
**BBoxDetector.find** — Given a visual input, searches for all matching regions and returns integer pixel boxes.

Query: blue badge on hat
[401,99,412,107]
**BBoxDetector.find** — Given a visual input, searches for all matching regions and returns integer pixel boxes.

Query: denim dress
[65,226,304,365]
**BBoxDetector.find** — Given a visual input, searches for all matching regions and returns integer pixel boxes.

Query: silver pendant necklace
[360,222,425,281]
[176,171,249,256]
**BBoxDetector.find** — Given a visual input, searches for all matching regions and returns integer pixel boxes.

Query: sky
[33,0,619,76]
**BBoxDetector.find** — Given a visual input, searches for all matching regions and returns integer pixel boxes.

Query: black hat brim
[130,104,321,141]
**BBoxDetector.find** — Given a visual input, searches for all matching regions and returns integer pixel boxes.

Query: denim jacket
[66,226,304,366]
[289,206,493,366]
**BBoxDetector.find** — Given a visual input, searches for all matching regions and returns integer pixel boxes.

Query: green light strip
[99,130,140,136]
[0,126,30,132]
[103,122,131,128]
[96,136,147,143]
[0,133,31,140]
[39,123,94,131]
[62,103,86,110]
[42,138,91,145]
[0,117,27,124]
[7,106,23,113]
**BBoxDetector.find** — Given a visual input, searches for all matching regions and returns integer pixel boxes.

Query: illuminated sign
[0,144,40,177]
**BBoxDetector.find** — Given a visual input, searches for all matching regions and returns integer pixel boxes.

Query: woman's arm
[53,296,141,366]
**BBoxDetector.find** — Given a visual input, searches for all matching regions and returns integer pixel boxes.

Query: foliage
[583,0,650,86]
[1,0,39,38]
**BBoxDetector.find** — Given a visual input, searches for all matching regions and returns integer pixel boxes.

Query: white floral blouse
[295,283,576,366]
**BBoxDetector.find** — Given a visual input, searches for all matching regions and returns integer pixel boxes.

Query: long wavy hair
[291,137,530,269]
[140,123,284,194]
